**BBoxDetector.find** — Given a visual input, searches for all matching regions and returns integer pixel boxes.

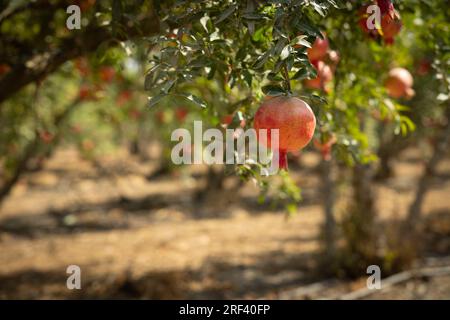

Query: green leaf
[291,35,311,48]
[292,68,308,80]
[242,69,253,87]
[179,93,207,108]
[200,15,211,33]
[280,45,291,60]
[254,50,271,69]
[148,94,167,108]
[242,13,266,20]
[262,84,285,96]
[162,79,176,94]
[215,5,236,24]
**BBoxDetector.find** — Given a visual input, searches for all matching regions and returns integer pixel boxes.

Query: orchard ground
[0,145,449,299]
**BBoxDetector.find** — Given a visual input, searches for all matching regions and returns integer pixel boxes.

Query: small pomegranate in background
[128,108,142,120]
[307,35,329,63]
[78,84,93,100]
[416,59,432,76]
[304,61,333,92]
[155,110,167,124]
[254,96,316,170]
[116,90,132,106]
[175,107,189,122]
[70,124,82,134]
[221,114,246,128]
[74,58,90,77]
[385,67,415,99]
[39,131,54,144]
[0,63,11,76]
[99,66,115,83]
[81,139,95,151]
[313,134,336,161]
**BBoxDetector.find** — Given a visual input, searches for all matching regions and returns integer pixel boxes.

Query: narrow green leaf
[148,94,167,108]
[215,5,236,24]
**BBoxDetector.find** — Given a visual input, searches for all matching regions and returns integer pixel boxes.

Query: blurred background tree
[0,0,449,298]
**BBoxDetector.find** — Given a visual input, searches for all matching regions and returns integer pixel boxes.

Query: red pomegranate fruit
[377,0,395,17]
[254,96,316,170]
[307,35,329,63]
[381,12,402,45]
[385,67,415,99]
[304,61,333,92]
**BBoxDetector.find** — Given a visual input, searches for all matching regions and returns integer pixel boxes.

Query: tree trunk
[0,98,79,206]
[321,159,336,259]
[407,107,450,226]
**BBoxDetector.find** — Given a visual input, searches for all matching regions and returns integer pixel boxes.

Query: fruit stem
[277,150,288,171]
[282,63,292,94]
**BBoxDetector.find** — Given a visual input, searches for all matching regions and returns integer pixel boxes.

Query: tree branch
[0,5,160,105]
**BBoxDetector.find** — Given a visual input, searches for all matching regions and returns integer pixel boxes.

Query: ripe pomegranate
[377,0,395,17]
[254,96,316,170]
[381,12,402,45]
[304,61,333,92]
[385,67,415,99]
[307,35,329,63]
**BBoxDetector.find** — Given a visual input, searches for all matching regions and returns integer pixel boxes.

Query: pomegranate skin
[377,0,395,16]
[307,36,329,63]
[381,13,402,44]
[385,67,414,99]
[254,97,316,169]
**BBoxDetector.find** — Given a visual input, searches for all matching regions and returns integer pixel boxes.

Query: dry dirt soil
[0,147,449,299]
